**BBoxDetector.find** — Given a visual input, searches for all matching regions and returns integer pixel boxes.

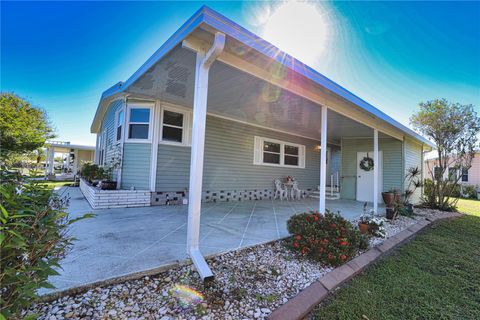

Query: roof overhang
[90,5,434,148]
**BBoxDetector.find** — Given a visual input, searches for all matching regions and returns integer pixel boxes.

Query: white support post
[48,147,55,175]
[319,105,328,214]
[185,32,225,281]
[373,129,379,214]
[149,101,160,192]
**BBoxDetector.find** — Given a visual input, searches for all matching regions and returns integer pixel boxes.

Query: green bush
[287,210,368,266]
[0,168,91,318]
[461,185,477,199]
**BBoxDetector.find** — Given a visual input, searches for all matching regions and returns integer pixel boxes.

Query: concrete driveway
[48,187,365,293]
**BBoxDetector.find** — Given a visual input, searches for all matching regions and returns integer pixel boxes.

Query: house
[87,6,433,279]
[45,141,95,179]
[424,151,480,188]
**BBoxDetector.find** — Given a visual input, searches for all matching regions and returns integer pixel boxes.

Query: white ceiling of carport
[127,45,387,144]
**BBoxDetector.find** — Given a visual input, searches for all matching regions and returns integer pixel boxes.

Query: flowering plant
[358,203,386,238]
[287,210,369,266]
[284,176,295,183]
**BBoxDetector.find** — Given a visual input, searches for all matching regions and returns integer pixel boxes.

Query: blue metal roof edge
[92,5,434,148]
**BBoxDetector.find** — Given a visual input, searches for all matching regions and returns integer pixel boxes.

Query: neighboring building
[45,141,95,177]
[88,6,433,209]
[424,151,480,187]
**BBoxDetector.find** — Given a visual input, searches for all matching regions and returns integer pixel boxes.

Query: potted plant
[382,189,396,207]
[358,203,372,234]
[403,166,422,214]
[98,145,122,190]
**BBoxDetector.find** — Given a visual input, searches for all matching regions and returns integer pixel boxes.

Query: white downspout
[184,32,225,281]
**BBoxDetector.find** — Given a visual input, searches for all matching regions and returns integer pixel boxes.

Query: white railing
[330,171,340,196]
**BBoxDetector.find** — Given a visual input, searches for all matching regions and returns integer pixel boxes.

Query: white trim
[159,104,192,146]
[253,136,305,169]
[114,106,125,144]
[125,102,154,143]
[149,101,161,191]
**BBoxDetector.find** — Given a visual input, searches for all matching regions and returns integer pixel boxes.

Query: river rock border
[269,211,463,320]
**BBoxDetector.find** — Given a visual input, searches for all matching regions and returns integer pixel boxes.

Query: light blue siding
[121,143,151,190]
[404,138,423,204]
[100,99,123,164]
[156,116,323,192]
[341,138,403,200]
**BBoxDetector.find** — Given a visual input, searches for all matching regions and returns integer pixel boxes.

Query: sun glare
[259,0,331,66]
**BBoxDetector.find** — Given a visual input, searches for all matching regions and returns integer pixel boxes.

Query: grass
[35,180,73,190]
[313,215,480,319]
[455,197,480,217]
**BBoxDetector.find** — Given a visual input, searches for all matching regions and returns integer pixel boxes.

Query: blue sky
[2,1,479,145]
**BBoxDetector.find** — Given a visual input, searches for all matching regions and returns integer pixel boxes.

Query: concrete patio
[48,187,371,293]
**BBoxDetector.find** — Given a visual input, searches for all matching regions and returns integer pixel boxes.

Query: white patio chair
[274,179,288,200]
[291,180,304,200]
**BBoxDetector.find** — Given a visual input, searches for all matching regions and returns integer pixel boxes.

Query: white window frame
[99,129,107,166]
[125,102,154,143]
[253,136,305,169]
[114,107,125,143]
[159,104,191,146]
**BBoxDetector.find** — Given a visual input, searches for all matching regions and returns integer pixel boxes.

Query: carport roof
[91,5,434,148]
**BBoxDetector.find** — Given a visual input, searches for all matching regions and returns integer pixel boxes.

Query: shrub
[287,210,368,266]
[0,168,91,318]
[461,185,477,199]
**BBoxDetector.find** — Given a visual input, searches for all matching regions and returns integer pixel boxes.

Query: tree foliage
[0,93,55,159]
[0,169,92,318]
[410,99,480,210]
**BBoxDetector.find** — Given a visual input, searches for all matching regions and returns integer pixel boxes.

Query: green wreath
[359,154,374,171]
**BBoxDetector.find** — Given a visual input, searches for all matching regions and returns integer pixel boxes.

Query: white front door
[356,151,383,203]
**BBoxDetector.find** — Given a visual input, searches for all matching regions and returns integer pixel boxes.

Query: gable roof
[91,5,434,148]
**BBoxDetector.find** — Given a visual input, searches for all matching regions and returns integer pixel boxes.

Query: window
[98,130,106,166]
[116,109,124,141]
[462,167,469,182]
[128,108,150,140]
[448,167,457,181]
[254,136,305,168]
[434,166,442,180]
[162,110,184,143]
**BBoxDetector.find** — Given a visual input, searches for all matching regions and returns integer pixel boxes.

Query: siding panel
[121,143,151,190]
[100,99,123,164]
[156,116,323,192]
[404,138,423,204]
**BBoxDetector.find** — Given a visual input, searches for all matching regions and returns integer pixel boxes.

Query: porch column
[319,105,328,214]
[47,147,55,175]
[373,129,379,214]
[186,32,225,281]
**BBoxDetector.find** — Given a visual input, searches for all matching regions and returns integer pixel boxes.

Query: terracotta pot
[358,222,369,234]
[382,192,395,206]
[406,203,414,214]
[386,207,396,220]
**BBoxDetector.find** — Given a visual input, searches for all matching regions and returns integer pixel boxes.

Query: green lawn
[455,198,480,217]
[313,215,480,319]
[35,180,73,190]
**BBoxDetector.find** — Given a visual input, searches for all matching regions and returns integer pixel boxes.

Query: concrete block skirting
[79,179,150,209]
[269,212,463,320]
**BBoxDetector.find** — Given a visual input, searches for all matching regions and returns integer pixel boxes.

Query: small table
[284,181,294,199]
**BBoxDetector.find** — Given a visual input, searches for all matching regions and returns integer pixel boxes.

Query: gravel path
[25,208,447,320]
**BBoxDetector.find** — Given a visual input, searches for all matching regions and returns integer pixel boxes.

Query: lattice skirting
[150,188,314,205]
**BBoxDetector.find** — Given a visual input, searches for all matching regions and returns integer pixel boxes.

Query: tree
[0,93,55,160]
[410,99,480,210]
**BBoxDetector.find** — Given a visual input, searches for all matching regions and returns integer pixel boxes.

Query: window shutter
[253,136,262,165]
[299,145,306,168]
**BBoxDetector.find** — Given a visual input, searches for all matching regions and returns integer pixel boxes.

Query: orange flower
[340,255,348,261]
[293,242,299,248]
[295,235,302,240]
[340,241,349,246]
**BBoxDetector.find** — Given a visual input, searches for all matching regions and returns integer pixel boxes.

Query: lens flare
[170,284,204,308]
